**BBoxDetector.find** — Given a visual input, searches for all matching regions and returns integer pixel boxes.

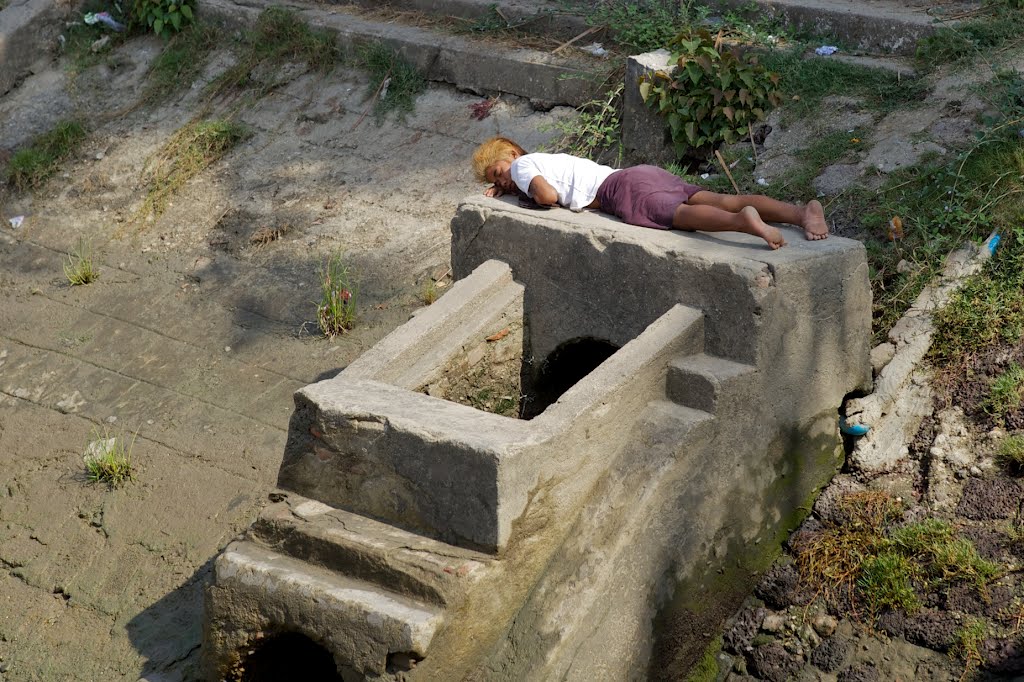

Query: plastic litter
[839,417,869,436]
[83,11,126,32]
[581,42,608,57]
[756,177,769,186]
[986,232,1001,255]
[815,45,839,56]
[8,216,24,229]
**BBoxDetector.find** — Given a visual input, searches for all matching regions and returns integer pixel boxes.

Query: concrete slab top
[461,195,866,270]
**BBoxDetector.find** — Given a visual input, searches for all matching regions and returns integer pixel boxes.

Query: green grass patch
[83,430,136,488]
[950,618,987,674]
[63,238,100,286]
[210,7,337,99]
[140,119,249,219]
[544,83,623,163]
[5,120,87,191]
[996,434,1024,474]
[317,251,358,337]
[356,42,427,123]
[917,5,1024,66]
[760,49,927,117]
[142,22,218,102]
[986,363,1024,417]
[794,492,1002,621]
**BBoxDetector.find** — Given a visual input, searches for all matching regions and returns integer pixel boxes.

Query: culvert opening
[237,632,343,682]
[520,337,620,419]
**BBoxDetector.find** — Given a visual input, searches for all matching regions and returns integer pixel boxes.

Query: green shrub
[639,29,781,157]
[129,0,195,38]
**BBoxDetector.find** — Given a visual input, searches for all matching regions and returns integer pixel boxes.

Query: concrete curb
[844,232,1000,475]
[201,0,613,108]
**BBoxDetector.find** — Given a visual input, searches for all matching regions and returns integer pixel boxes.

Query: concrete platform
[204,197,872,679]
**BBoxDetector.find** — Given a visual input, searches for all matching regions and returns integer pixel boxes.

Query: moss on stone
[685,636,722,682]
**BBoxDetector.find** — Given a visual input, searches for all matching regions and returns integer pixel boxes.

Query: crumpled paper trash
[815,45,839,56]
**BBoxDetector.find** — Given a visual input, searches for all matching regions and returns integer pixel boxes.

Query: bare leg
[689,191,829,241]
[672,203,786,250]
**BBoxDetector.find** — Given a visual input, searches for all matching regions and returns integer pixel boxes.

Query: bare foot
[740,206,786,250]
[802,200,829,240]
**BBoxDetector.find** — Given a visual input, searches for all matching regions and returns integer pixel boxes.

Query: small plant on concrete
[5,120,87,191]
[128,0,195,38]
[950,618,987,676]
[140,119,250,219]
[857,551,921,614]
[639,29,781,158]
[317,252,357,337]
[83,430,136,488]
[986,363,1024,418]
[357,42,426,123]
[996,434,1024,475]
[421,279,439,305]
[63,238,100,286]
[546,83,623,163]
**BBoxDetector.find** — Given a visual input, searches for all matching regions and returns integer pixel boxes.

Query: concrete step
[715,0,966,56]
[202,0,613,108]
[209,539,445,676]
[666,353,756,414]
[248,491,493,606]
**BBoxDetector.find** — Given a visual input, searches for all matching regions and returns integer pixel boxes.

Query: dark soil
[956,477,1024,521]
[809,636,849,673]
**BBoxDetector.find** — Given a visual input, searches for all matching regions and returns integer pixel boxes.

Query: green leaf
[685,121,697,144]
[639,81,651,102]
[170,11,181,29]
[154,17,163,33]
[180,3,192,18]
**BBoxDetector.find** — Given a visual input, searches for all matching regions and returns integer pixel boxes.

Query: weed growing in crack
[544,83,623,163]
[986,364,1024,418]
[996,434,1024,474]
[139,119,249,219]
[356,42,426,123]
[5,120,87,191]
[83,430,136,488]
[421,279,439,305]
[317,252,357,337]
[63,238,100,286]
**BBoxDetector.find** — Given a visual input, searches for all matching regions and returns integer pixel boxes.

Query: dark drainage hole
[522,337,619,419]
[239,632,343,682]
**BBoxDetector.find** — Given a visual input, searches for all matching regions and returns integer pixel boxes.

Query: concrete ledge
[201,0,612,107]
[715,0,945,55]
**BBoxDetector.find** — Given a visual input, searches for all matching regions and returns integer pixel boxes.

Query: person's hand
[483,185,505,198]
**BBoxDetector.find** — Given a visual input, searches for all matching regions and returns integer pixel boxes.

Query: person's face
[485,159,514,192]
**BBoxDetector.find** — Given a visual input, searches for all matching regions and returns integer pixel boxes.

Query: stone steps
[248,491,492,606]
[208,539,445,677]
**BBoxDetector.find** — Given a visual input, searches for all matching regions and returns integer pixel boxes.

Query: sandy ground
[0,33,569,681]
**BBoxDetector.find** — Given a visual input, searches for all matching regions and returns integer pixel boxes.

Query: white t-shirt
[510,153,619,211]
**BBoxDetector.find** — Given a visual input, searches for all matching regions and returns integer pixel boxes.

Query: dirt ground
[0,29,570,682]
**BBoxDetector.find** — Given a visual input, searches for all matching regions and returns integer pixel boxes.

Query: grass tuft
[356,42,426,123]
[916,6,1024,66]
[209,7,337,99]
[986,364,1024,417]
[545,83,623,163]
[421,279,439,305]
[83,430,136,488]
[143,22,218,103]
[5,121,87,191]
[139,119,249,219]
[996,434,1024,474]
[317,252,357,337]
[63,238,100,285]
[950,618,987,675]
[794,492,1001,621]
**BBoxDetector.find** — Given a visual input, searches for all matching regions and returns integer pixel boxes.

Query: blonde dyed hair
[471,136,528,182]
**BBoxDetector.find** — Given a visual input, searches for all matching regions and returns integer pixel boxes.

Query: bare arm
[529,176,559,206]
